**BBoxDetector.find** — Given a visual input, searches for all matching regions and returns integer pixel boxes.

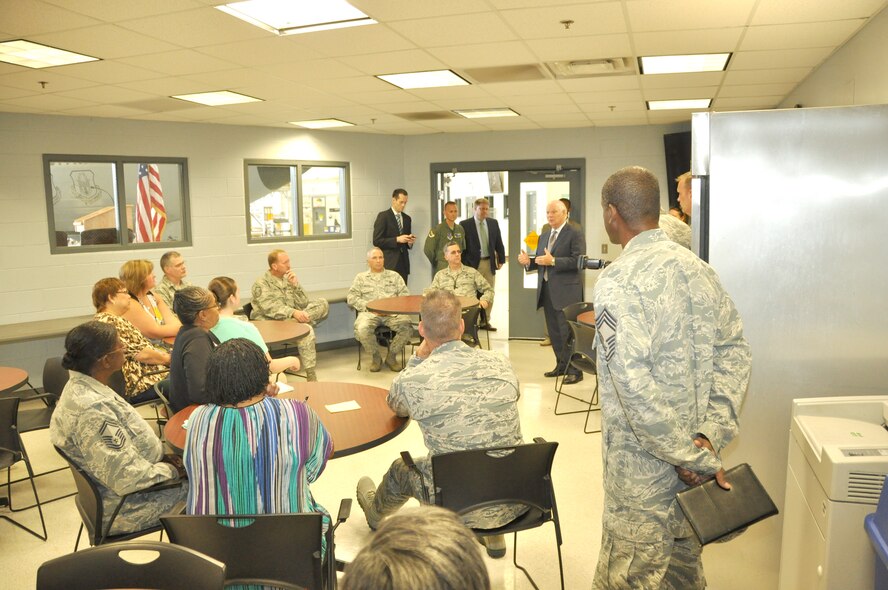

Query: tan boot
[305,368,317,382]
[385,353,402,372]
[369,353,382,372]
[356,476,382,530]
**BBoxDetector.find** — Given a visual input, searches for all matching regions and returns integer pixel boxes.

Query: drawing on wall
[70,169,111,205]
[51,175,61,204]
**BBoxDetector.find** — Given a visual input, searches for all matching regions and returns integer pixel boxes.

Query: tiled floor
[1,322,605,589]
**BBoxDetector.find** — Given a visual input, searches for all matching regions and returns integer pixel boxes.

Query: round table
[577,310,596,327]
[0,366,29,395]
[164,382,408,458]
[366,295,479,315]
[250,320,310,346]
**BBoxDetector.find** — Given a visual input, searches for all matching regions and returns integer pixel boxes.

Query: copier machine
[778,396,888,590]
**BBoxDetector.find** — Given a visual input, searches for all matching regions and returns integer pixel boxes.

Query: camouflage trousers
[593,530,705,590]
[288,324,317,370]
[303,298,329,326]
[107,481,188,535]
[354,312,412,357]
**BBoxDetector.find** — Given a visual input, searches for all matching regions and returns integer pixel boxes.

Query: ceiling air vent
[545,58,635,79]
[395,111,462,121]
[462,64,549,84]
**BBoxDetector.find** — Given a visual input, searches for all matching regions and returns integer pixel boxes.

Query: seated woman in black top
[169,286,221,412]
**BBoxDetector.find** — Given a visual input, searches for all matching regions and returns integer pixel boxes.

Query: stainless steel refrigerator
[690,104,888,589]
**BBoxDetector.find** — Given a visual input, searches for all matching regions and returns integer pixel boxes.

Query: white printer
[778,396,888,590]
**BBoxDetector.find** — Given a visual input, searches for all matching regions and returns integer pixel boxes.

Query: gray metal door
[507,169,582,339]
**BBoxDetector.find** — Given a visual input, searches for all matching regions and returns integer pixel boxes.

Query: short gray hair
[601,166,660,226]
[420,290,462,342]
[341,506,490,590]
[367,247,383,259]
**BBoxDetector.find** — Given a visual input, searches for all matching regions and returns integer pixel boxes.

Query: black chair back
[241,301,254,318]
[162,513,324,590]
[36,541,226,590]
[42,357,68,399]
[566,321,597,374]
[0,397,23,465]
[54,446,105,545]
[461,305,483,348]
[81,228,119,245]
[562,301,594,324]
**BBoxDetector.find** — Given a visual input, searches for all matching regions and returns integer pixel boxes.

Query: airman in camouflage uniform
[423,201,465,273]
[250,249,328,380]
[593,167,751,589]
[424,242,493,308]
[356,290,524,558]
[154,252,191,310]
[348,248,413,372]
[50,370,187,535]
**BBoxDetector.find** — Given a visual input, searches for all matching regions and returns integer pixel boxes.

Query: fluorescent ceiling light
[639,53,731,75]
[289,118,355,129]
[172,91,263,106]
[377,70,469,90]
[0,40,98,69]
[453,108,519,119]
[217,0,376,35]
[647,99,712,111]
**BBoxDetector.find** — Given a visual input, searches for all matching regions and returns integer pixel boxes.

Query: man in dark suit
[460,197,506,331]
[517,199,586,384]
[373,188,415,284]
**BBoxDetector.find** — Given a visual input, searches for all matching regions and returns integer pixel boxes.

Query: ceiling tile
[643,87,718,101]
[3,92,94,110]
[723,67,812,85]
[350,0,490,21]
[0,69,97,92]
[58,103,153,117]
[571,89,645,103]
[181,68,282,91]
[54,84,155,104]
[525,34,631,62]
[499,92,576,106]
[1,1,101,35]
[640,72,725,89]
[633,28,744,55]
[59,60,169,83]
[117,50,234,76]
[740,20,867,51]
[372,101,443,114]
[515,103,582,115]
[729,47,834,69]
[309,76,395,94]
[713,96,783,109]
[483,79,565,96]
[408,85,494,101]
[430,42,540,69]
[499,2,626,39]
[388,13,517,48]
[30,24,179,59]
[578,100,647,113]
[115,7,268,48]
[42,0,203,22]
[750,0,885,25]
[0,85,38,100]
[718,83,797,98]
[197,37,327,66]
[592,116,649,126]
[338,50,445,76]
[289,24,416,57]
[115,77,213,96]
[557,76,639,92]
[627,0,758,31]
[255,60,364,83]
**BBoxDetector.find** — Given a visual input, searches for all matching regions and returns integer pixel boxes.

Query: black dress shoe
[481,323,497,332]
[544,368,565,378]
[562,373,584,385]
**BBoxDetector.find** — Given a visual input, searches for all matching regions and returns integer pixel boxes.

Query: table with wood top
[0,366,30,396]
[164,320,310,347]
[366,294,479,315]
[577,310,596,327]
[164,381,408,458]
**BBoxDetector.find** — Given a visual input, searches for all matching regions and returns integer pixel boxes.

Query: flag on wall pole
[134,164,166,242]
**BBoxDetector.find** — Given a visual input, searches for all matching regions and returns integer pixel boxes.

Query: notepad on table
[325,400,361,413]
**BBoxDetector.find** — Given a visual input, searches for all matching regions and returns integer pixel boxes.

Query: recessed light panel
[377,70,469,90]
[217,0,376,35]
[647,99,712,111]
[453,108,519,119]
[289,119,355,129]
[172,91,263,106]
[0,40,98,69]
[639,53,731,75]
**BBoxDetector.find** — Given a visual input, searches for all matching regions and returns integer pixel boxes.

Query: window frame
[43,154,191,254]
[243,158,352,244]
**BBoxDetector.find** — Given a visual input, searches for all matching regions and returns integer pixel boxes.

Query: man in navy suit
[373,188,415,284]
[518,199,586,384]
[460,198,506,331]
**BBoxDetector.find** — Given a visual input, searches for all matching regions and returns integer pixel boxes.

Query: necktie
[544,230,557,281]
[396,213,403,233]
[479,220,489,258]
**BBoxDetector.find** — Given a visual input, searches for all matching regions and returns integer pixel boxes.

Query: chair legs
[554,374,601,434]
[2,452,48,541]
[511,527,565,590]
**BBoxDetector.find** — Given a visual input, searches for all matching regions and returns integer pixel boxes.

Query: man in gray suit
[518,200,586,384]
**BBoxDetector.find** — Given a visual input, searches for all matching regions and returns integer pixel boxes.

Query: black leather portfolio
[676,463,778,545]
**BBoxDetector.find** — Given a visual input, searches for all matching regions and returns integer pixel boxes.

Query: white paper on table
[276,382,294,394]
[325,400,361,413]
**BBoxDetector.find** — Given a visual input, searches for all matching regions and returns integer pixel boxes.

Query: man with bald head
[592,166,750,589]
[347,247,412,372]
[517,199,586,384]
[676,171,692,221]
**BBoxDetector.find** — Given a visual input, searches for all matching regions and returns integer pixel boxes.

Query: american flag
[134,163,166,242]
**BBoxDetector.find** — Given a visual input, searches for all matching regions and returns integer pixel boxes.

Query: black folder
[676,463,778,545]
